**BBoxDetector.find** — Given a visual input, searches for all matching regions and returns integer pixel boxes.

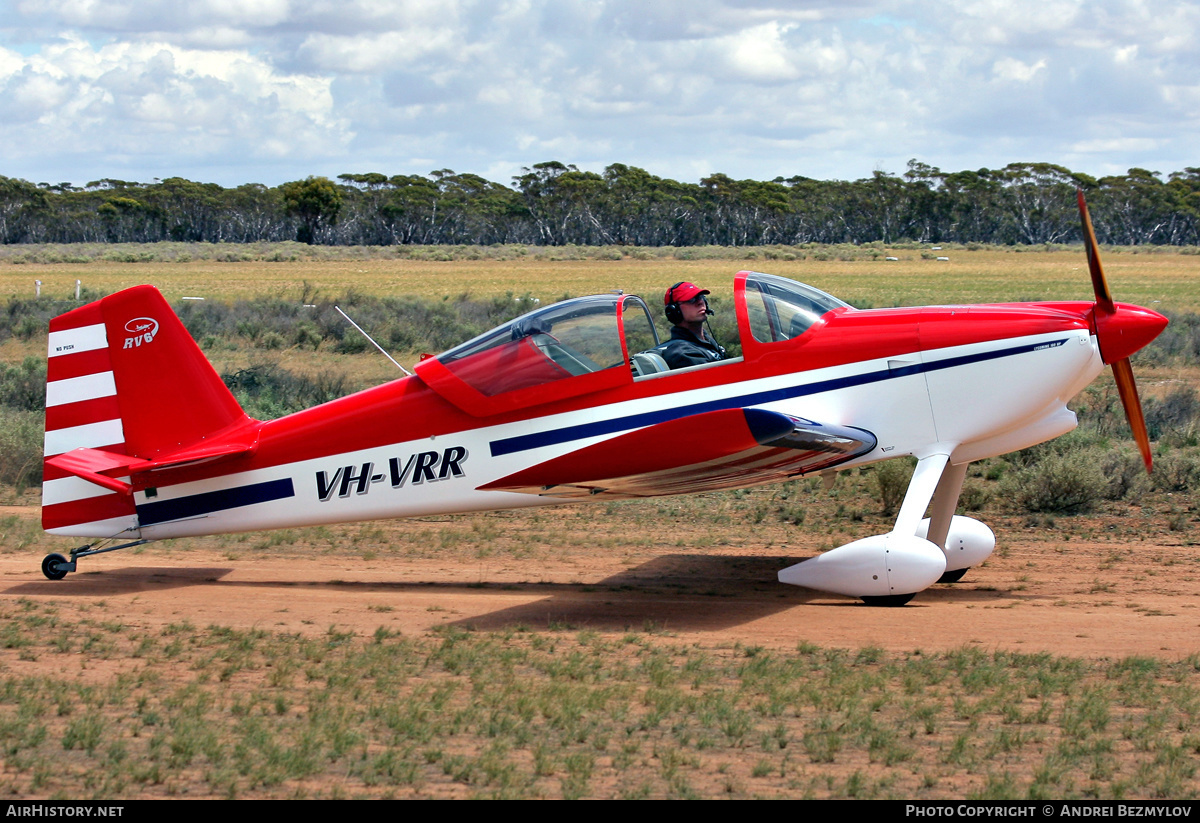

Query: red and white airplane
[38,196,1168,605]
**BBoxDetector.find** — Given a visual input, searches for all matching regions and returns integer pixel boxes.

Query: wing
[479,408,876,499]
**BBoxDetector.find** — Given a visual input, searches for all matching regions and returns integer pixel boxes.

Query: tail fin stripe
[46,397,123,434]
[46,371,116,408]
[47,323,108,358]
[43,497,137,532]
[44,419,126,458]
[43,475,127,506]
[47,348,112,382]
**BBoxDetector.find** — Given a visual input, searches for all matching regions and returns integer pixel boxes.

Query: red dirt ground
[4,512,1197,661]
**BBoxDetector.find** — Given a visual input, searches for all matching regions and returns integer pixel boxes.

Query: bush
[1145,386,1199,446]
[959,481,991,511]
[0,410,43,491]
[999,450,1105,514]
[0,357,46,412]
[873,458,915,517]
[222,362,350,420]
[1151,452,1200,493]
[1099,450,1150,501]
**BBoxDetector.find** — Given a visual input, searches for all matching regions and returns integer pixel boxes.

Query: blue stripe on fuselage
[137,478,295,526]
[490,338,1068,457]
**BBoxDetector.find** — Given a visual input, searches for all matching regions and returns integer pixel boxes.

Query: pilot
[659,281,726,369]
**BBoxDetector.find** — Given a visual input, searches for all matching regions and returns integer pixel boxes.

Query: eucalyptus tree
[698,173,790,245]
[0,176,47,243]
[593,164,708,246]
[1165,168,1200,246]
[225,183,287,243]
[514,161,609,245]
[995,163,1093,245]
[281,176,343,244]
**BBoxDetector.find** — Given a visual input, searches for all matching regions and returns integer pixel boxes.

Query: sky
[1,0,1197,190]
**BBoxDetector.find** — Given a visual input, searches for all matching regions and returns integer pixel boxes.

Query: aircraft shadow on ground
[6,554,1017,632]
[446,554,1016,633]
[5,567,236,596]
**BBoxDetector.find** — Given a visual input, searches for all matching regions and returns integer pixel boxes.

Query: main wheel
[938,568,969,584]
[860,593,916,607]
[42,553,69,581]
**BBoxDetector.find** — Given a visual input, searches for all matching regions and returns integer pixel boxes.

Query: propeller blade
[1078,191,1157,474]
[1077,190,1115,314]
[1111,358,1153,473]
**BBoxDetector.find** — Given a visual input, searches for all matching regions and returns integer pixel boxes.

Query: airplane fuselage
[45,300,1102,540]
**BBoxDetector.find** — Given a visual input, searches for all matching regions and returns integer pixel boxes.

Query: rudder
[43,286,252,536]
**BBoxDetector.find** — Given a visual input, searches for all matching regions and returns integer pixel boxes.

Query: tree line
[2,160,1199,247]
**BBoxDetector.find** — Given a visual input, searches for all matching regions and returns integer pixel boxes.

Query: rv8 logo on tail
[123,317,159,349]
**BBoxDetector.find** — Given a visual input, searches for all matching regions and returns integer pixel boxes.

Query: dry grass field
[0,245,1198,799]
[3,244,1197,310]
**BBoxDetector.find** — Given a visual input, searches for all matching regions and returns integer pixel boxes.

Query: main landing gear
[860,593,917,608]
[938,568,970,584]
[40,539,154,580]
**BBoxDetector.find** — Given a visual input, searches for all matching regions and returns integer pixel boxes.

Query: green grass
[0,600,1197,799]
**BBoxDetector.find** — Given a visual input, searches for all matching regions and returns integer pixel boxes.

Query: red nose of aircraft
[1094,303,1169,365]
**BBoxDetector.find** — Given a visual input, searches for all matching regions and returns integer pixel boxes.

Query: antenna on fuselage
[334,306,413,376]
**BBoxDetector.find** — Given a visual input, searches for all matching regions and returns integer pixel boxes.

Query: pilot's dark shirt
[658,325,725,370]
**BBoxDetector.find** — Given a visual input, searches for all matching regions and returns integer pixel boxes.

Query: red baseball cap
[665,282,709,305]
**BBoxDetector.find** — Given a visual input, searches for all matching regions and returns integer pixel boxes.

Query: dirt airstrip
[2,498,1199,799]
[4,504,1197,661]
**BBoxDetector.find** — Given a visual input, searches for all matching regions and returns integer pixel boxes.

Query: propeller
[1077,191,1166,473]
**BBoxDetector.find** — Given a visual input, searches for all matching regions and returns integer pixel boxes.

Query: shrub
[1145,387,1199,446]
[222,363,351,420]
[1099,450,1150,501]
[0,357,46,412]
[874,458,915,517]
[0,410,43,491]
[999,451,1105,514]
[1150,452,1200,493]
[958,481,991,512]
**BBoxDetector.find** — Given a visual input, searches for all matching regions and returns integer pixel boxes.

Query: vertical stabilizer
[43,286,252,536]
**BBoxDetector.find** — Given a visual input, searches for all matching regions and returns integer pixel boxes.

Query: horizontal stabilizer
[44,448,135,495]
[481,408,875,499]
[45,424,259,494]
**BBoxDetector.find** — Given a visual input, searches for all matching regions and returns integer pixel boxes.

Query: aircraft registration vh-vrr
[38,194,1168,606]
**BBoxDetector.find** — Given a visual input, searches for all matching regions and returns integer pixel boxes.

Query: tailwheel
[860,593,916,607]
[42,553,69,581]
[938,568,969,584]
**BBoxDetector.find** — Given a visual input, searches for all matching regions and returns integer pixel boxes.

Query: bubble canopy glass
[413,273,850,416]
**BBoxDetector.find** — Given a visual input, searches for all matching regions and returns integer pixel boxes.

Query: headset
[664,281,686,324]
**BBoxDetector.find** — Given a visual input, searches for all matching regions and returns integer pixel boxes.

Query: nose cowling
[1093,303,1169,365]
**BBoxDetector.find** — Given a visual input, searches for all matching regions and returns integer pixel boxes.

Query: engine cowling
[777,534,946,598]
[916,515,996,572]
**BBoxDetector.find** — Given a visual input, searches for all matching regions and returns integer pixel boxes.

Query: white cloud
[16,0,293,30]
[992,56,1047,83]
[1070,137,1162,154]
[0,34,350,178]
[1,0,1198,186]
[715,22,801,83]
[297,27,460,73]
